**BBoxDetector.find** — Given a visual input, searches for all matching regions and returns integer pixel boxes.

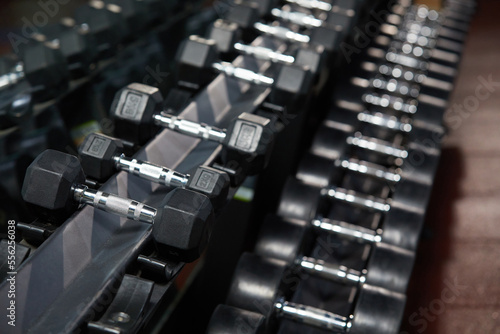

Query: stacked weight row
[0,0,381,333]
[0,1,207,228]
[206,0,475,333]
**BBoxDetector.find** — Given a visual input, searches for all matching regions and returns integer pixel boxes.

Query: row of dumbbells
[174,0,380,112]
[205,1,475,333]
[2,1,381,331]
[0,0,367,114]
[0,1,191,105]
[16,0,361,260]
[1,0,371,227]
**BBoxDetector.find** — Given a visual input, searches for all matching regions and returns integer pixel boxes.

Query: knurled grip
[73,185,157,223]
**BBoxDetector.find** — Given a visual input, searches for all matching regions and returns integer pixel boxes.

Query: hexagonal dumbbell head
[247,0,279,16]
[176,36,218,90]
[271,65,313,109]
[153,188,215,262]
[111,82,163,145]
[41,18,97,78]
[310,27,342,52]
[80,133,230,208]
[208,20,241,54]
[225,2,260,29]
[21,149,85,223]
[223,112,275,175]
[74,1,129,57]
[79,132,124,181]
[18,38,70,101]
[104,0,149,33]
[294,47,325,75]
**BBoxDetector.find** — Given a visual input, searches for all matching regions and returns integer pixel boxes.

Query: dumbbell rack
[0,0,475,333]
[202,1,476,333]
[0,0,215,225]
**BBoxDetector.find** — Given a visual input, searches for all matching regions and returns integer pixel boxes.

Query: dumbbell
[79,133,230,208]
[308,125,440,208]
[254,214,414,293]
[225,252,406,333]
[223,2,343,52]
[328,95,445,146]
[389,1,469,41]
[21,149,215,262]
[74,1,129,58]
[38,19,97,78]
[354,59,455,102]
[208,20,325,75]
[374,34,462,70]
[176,36,313,107]
[382,14,465,55]
[254,0,363,32]
[103,0,149,34]
[388,5,467,44]
[363,11,462,81]
[278,176,426,254]
[333,75,450,129]
[0,88,33,128]
[0,39,69,101]
[311,119,441,186]
[364,44,459,84]
[111,83,275,175]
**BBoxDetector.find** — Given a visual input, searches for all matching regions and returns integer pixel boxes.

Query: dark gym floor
[400,1,500,333]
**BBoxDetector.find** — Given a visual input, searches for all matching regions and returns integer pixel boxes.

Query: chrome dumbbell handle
[369,76,421,98]
[377,63,426,83]
[254,22,311,44]
[271,8,323,28]
[274,298,350,331]
[320,186,391,212]
[0,63,24,91]
[312,218,382,244]
[347,133,409,159]
[286,0,332,12]
[212,62,274,86]
[234,43,295,64]
[73,185,157,223]
[357,111,413,133]
[335,158,402,183]
[113,155,189,188]
[363,92,418,114]
[153,113,227,143]
[298,256,366,285]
